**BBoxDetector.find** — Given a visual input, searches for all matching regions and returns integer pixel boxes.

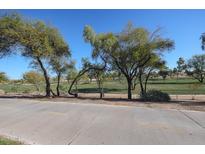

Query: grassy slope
[0,78,205,95]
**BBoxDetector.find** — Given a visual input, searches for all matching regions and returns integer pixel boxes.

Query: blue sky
[0,9,205,79]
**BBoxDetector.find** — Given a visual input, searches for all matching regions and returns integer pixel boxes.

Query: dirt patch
[33,94,205,112]
[1,93,205,112]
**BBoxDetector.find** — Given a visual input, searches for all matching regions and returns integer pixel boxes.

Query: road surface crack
[67,114,99,145]
[179,110,205,129]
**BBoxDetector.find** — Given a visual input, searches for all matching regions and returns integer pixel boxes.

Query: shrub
[10,86,18,93]
[140,90,171,102]
[22,89,30,94]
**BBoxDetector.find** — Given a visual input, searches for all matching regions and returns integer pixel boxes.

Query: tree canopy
[0,72,9,83]
[83,23,174,99]
[186,54,205,83]
[0,13,71,96]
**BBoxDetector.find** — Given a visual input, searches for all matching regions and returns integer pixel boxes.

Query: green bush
[140,90,171,102]
[22,89,31,94]
[10,86,18,93]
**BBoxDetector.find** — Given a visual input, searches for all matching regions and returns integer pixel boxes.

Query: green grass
[75,78,205,95]
[0,78,205,95]
[0,136,22,145]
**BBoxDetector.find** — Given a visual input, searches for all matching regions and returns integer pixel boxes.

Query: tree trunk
[100,91,103,99]
[36,57,51,97]
[126,77,132,100]
[97,79,104,99]
[144,69,152,94]
[56,72,61,96]
[75,81,78,93]
[139,72,144,96]
[68,63,106,97]
[68,69,87,97]
[101,87,104,98]
[131,77,137,90]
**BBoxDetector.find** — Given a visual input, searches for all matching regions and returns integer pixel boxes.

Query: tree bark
[100,87,103,99]
[56,72,61,96]
[126,77,132,100]
[144,69,152,94]
[97,79,104,99]
[132,77,138,90]
[68,69,88,97]
[36,57,51,97]
[100,87,104,99]
[68,61,106,97]
[139,71,144,96]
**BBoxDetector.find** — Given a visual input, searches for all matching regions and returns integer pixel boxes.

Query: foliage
[175,57,186,79]
[23,71,44,92]
[0,72,9,83]
[201,33,205,50]
[88,65,106,98]
[83,23,174,99]
[67,57,106,97]
[177,57,186,73]
[48,26,73,77]
[158,67,169,80]
[0,13,24,58]
[138,55,166,94]
[23,71,44,83]
[140,89,171,102]
[80,72,90,84]
[50,56,74,96]
[66,67,78,83]
[0,13,71,96]
[186,54,205,83]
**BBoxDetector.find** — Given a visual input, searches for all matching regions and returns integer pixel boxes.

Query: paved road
[0,98,204,144]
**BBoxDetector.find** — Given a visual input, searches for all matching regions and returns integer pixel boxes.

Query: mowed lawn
[0,78,205,95]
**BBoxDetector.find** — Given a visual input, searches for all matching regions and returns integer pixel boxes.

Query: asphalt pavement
[0,98,204,144]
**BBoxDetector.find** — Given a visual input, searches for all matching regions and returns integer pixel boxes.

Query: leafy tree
[176,57,186,79]
[186,54,205,83]
[0,72,9,83]
[138,56,165,95]
[50,58,74,96]
[0,13,23,58]
[87,71,93,83]
[201,33,205,50]
[22,22,70,97]
[66,67,79,93]
[109,71,119,81]
[172,67,178,78]
[0,14,52,96]
[68,58,106,97]
[83,23,174,99]
[49,37,74,96]
[158,67,169,80]
[23,71,44,92]
[0,13,70,97]
[66,67,78,83]
[80,72,90,84]
[88,65,106,98]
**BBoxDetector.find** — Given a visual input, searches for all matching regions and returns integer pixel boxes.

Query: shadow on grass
[77,88,126,93]
[148,82,201,84]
